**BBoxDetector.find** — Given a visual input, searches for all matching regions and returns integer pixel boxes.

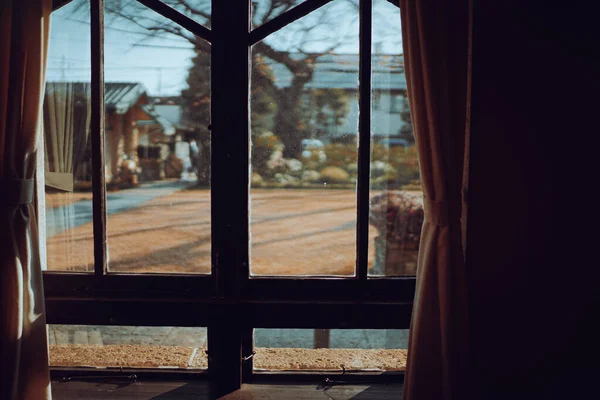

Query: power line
[46,66,189,70]
[48,54,190,67]
[129,43,195,49]
[49,34,195,50]
[53,14,192,43]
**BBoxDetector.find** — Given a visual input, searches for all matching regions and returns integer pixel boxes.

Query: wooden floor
[51,380,403,399]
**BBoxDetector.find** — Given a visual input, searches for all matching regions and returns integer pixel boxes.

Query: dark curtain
[0,0,53,398]
[399,0,472,399]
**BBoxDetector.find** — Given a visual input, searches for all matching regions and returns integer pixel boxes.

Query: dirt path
[46,188,386,275]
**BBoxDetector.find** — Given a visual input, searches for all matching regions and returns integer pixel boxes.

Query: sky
[47,0,403,97]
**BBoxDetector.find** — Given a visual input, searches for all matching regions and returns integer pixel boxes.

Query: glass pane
[44,0,93,272]
[106,0,211,27]
[254,328,407,371]
[48,325,207,369]
[369,0,422,276]
[250,0,360,276]
[104,0,211,273]
[164,0,211,27]
[252,0,307,29]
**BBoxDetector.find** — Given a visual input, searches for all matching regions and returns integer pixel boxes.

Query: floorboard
[51,380,402,399]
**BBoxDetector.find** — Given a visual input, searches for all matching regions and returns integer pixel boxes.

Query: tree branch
[254,41,306,74]
[166,0,211,23]
[104,1,205,47]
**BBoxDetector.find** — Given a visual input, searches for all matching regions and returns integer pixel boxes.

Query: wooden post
[314,329,331,349]
[209,0,250,396]
[90,0,107,276]
[356,0,373,280]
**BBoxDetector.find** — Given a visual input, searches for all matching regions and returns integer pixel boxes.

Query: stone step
[73,330,88,345]
[88,330,104,345]
[54,329,69,345]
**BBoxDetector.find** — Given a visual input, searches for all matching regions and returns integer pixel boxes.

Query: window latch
[241,351,256,362]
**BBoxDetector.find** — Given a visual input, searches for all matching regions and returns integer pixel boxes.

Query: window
[390,94,404,113]
[373,90,382,109]
[48,324,208,369]
[41,0,418,394]
[253,328,408,372]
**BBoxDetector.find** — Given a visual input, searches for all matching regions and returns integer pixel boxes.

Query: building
[265,53,410,142]
[42,81,175,190]
[104,82,175,184]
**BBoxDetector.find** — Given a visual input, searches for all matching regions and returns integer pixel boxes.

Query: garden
[250,132,421,190]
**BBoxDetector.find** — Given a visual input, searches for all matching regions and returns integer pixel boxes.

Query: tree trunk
[273,72,313,158]
[196,131,211,186]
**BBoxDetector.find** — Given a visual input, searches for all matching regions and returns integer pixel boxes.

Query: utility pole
[156,68,162,97]
[61,54,66,81]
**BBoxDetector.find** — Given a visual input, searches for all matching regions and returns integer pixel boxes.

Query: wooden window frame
[42,0,415,395]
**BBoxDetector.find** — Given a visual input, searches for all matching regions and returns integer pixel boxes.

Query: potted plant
[369,191,424,275]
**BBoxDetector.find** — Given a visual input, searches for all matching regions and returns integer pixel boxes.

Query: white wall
[255,91,409,142]
[329,92,408,141]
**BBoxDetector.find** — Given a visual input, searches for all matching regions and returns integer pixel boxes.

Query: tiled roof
[154,105,182,127]
[104,82,147,114]
[45,82,174,135]
[139,104,175,135]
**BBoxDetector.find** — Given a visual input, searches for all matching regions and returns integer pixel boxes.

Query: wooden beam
[42,273,416,302]
[44,298,413,329]
[356,0,373,280]
[209,0,251,395]
[211,0,250,297]
[90,0,108,276]
[249,0,333,45]
[136,0,212,43]
[52,0,74,11]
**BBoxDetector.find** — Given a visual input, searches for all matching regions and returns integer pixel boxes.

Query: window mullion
[90,0,108,276]
[356,0,373,280]
[135,0,212,43]
[211,1,250,297]
[209,0,250,396]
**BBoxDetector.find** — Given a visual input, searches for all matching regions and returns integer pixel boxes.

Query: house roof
[154,105,182,127]
[139,104,176,135]
[45,82,175,135]
[104,83,175,134]
[265,53,406,90]
[105,82,148,114]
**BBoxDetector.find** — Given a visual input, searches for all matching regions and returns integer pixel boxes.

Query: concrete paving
[46,180,192,237]
[48,325,408,349]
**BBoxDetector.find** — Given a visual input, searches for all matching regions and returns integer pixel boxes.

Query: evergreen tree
[181,47,211,184]
[399,95,415,145]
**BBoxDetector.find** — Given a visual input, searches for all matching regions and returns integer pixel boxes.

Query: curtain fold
[43,82,92,192]
[0,0,53,399]
[400,0,472,399]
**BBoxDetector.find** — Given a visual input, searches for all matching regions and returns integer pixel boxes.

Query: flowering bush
[369,191,424,248]
[319,166,350,183]
[254,131,281,149]
[250,137,420,188]
[301,148,326,170]
[252,132,285,177]
[323,143,357,168]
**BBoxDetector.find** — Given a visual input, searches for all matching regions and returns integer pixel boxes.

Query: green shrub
[319,166,350,183]
[251,172,264,187]
[302,170,321,183]
[252,132,283,176]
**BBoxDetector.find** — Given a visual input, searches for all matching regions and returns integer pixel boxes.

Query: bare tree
[101,0,401,157]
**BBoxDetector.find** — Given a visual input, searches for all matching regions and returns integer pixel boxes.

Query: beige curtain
[43,82,92,191]
[400,0,472,399]
[0,0,53,399]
